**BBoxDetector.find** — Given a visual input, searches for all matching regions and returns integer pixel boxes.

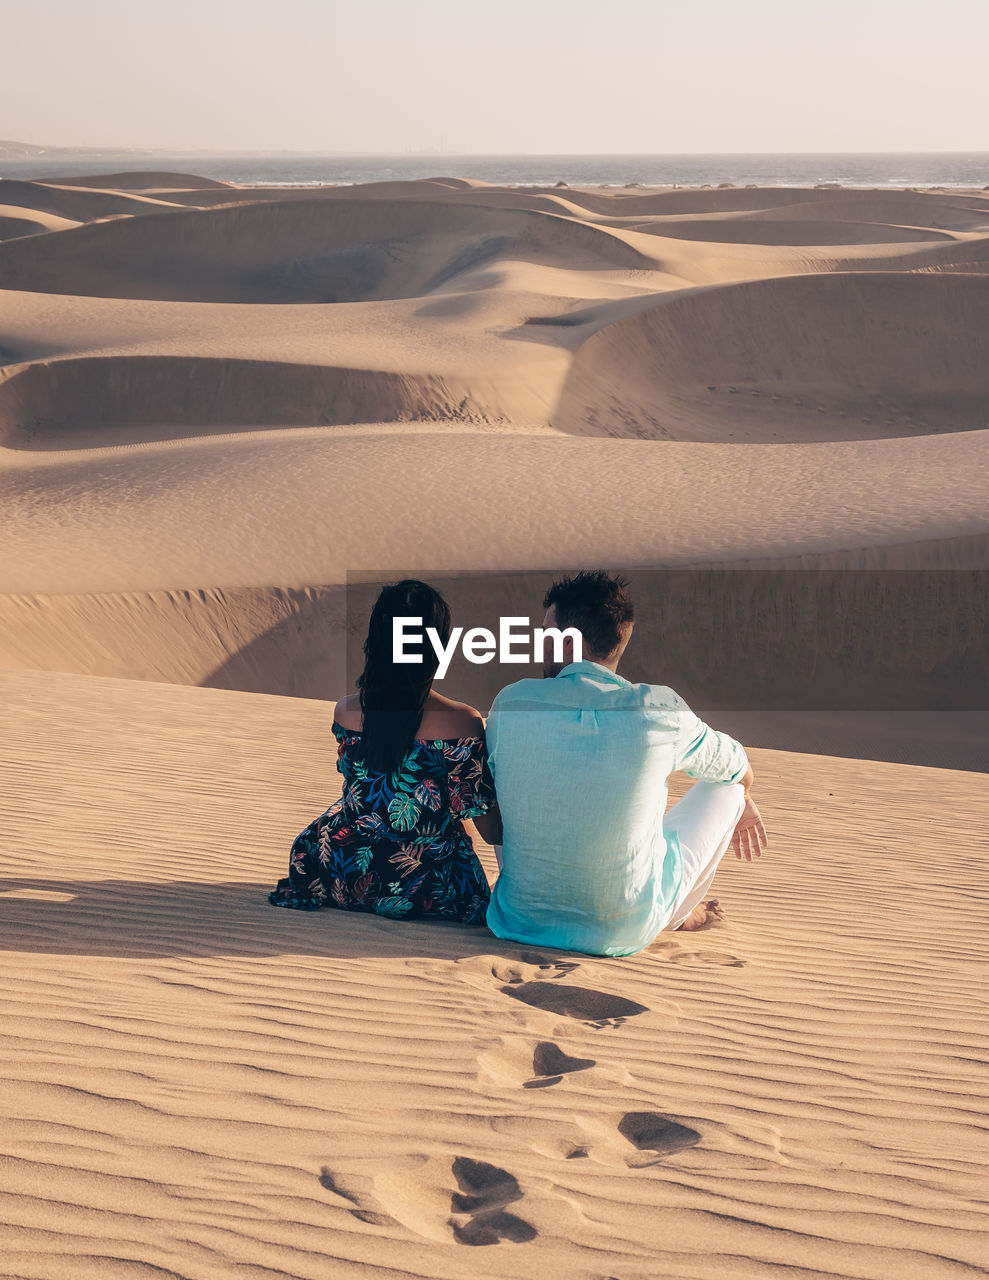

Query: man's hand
[731,794,768,861]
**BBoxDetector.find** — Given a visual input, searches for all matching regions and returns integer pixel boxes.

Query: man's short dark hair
[543,570,634,658]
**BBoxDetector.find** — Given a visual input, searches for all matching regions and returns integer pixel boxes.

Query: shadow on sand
[0,876,526,963]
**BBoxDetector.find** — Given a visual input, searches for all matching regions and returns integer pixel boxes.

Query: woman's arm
[471,804,503,846]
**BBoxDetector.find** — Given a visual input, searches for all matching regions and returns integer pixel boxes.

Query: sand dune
[0,356,531,447]
[0,205,80,240]
[0,176,186,220]
[616,217,955,245]
[1,172,988,1278]
[0,216,39,240]
[41,170,235,190]
[3,427,986,592]
[152,176,494,210]
[0,194,655,302]
[553,272,989,439]
[542,186,827,216]
[1,422,985,780]
[0,174,986,711]
[555,183,989,222]
[748,192,989,231]
[2,668,986,1278]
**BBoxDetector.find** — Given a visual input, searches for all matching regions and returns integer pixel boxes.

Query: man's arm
[671,693,752,787]
[667,693,766,859]
[677,708,767,861]
[736,760,755,794]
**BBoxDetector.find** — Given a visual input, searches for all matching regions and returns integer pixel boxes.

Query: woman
[269,580,501,924]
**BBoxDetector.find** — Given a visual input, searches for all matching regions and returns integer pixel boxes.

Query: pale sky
[4,0,988,154]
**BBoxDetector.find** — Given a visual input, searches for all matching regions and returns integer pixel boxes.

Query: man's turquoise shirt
[484,660,749,957]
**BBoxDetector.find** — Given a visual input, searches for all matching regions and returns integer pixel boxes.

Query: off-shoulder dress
[268,720,495,924]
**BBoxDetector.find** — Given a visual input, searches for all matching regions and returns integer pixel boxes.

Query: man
[484,571,767,957]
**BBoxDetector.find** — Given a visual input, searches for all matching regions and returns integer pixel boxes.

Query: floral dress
[268,720,495,924]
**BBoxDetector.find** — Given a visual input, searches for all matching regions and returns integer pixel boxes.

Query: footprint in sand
[618,1112,702,1167]
[478,950,650,1026]
[490,953,582,987]
[449,1157,538,1246]
[524,1041,596,1089]
[317,1167,393,1226]
[501,980,648,1026]
[478,1034,630,1093]
[320,1156,538,1246]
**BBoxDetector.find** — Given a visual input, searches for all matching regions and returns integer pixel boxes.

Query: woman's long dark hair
[356,579,452,775]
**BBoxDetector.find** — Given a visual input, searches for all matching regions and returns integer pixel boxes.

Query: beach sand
[1,172,987,1277]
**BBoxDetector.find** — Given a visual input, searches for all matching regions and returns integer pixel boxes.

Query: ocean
[2,152,988,189]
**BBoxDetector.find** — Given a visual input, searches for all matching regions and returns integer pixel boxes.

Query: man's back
[485,660,748,957]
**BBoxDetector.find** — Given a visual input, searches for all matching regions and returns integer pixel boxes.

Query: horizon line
[5,144,989,159]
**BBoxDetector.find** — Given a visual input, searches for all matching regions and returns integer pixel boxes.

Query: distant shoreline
[3,150,988,191]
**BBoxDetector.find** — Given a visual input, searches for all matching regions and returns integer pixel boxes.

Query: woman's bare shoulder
[333,692,362,730]
[420,693,485,739]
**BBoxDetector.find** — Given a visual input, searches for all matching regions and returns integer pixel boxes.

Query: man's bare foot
[675,899,726,931]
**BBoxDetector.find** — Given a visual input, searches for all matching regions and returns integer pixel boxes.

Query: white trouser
[663,781,746,930]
